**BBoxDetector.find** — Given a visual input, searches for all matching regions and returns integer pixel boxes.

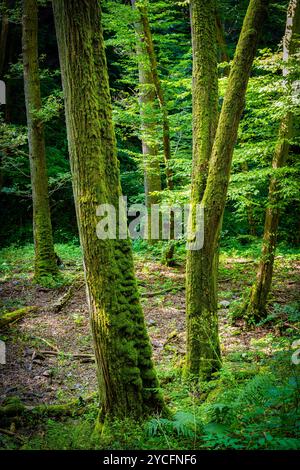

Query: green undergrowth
[0,241,299,449]
[0,240,298,279]
[0,243,82,285]
[3,345,298,450]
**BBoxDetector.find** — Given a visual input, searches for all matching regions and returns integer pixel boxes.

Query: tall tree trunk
[131,0,161,240]
[241,161,256,236]
[0,0,9,78]
[0,0,9,191]
[22,0,58,282]
[185,0,219,381]
[132,0,176,259]
[216,13,229,63]
[243,0,300,322]
[186,0,269,381]
[134,0,173,191]
[52,0,164,421]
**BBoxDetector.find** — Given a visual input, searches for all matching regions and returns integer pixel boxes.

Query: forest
[0,0,299,455]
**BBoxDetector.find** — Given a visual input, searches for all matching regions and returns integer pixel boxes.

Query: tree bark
[243,0,300,322]
[22,0,58,282]
[186,0,269,381]
[52,0,164,421]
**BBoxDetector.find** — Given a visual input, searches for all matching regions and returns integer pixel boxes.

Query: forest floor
[0,242,299,449]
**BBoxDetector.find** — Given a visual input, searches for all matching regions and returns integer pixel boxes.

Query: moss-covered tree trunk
[186,0,269,381]
[243,0,300,322]
[52,0,164,420]
[22,0,58,282]
[185,0,220,381]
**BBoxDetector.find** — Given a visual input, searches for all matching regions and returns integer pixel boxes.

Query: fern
[236,373,276,406]
[146,411,202,438]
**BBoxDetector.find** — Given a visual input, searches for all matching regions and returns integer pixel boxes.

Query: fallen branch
[235,259,255,264]
[0,306,38,329]
[33,336,59,352]
[141,285,185,298]
[0,427,25,442]
[0,395,95,421]
[52,280,85,313]
[283,322,300,331]
[39,349,94,362]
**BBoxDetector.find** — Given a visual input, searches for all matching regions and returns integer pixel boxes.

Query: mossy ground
[0,240,299,449]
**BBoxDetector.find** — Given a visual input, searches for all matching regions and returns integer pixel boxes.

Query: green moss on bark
[22,0,58,282]
[53,0,165,420]
[0,306,37,328]
[243,0,300,323]
[186,0,269,381]
[185,0,220,382]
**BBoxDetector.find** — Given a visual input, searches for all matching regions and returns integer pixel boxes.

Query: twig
[235,260,255,264]
[32,336,59,352]
[39,349,94,361]
[0,427,25,443]
[283,322,300,331]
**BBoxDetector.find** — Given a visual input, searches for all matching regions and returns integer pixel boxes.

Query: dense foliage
[0,0,298,248]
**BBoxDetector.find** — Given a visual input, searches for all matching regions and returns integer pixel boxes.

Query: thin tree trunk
[52,0,164,421]
[22,0,58,282]
[0,0,9,78]
[244,0,300,322]
[241,161,256,236]
[0,0,9,191]
[185,0,219,381]
[135,1,173,191]
[186,0,269,381]
[132,0,176,257]
[131,0,161,240]
[216,13,229,63]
